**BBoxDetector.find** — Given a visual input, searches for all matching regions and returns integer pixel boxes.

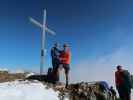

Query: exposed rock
[53,82,117,100]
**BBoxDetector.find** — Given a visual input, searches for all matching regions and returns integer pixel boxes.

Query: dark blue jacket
[51,47,61,61]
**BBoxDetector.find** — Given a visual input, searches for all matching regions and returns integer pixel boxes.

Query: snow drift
[0,80,59,100]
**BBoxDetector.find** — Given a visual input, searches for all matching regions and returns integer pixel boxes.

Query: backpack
[123,70,132,90]
[130,75,133,89]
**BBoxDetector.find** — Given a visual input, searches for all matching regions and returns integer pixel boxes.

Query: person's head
[117,65,122,71]
[48,67,52,74]
[54,42,59,48]
[63,43,69,50]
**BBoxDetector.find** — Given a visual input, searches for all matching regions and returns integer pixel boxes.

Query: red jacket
[60,49,71,64]
[115,70,124,87]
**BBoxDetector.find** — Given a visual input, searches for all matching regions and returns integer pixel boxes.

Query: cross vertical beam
[29,9,55,75]
[40,10,46,75]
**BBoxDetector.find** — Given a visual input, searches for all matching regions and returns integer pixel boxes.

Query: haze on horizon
[0,0,133,86]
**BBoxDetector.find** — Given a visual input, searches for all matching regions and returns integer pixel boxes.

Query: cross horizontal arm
[29,17,56,35]
[45,27,56,35]
[29,17,43,28]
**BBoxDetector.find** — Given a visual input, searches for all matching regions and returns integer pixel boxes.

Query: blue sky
[0,0,133,79]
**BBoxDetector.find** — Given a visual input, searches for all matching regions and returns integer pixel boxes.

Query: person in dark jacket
[51,43,61,82]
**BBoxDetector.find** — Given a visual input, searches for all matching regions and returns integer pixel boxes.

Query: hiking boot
[65,84,68,89]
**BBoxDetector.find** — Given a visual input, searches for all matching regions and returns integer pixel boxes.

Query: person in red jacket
[115,65,125,100]
[115,65,131,100]
[59,43,71,88]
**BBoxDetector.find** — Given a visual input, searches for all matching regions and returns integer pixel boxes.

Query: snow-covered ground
[0,80,59,100]
[0,80,132,100]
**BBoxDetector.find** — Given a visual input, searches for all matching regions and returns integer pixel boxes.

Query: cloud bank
[70,46,133,87]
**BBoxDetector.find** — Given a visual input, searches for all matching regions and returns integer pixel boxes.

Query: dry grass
[0,71,25,83]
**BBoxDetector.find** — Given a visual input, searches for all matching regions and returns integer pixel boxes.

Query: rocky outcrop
[53,82,117,100]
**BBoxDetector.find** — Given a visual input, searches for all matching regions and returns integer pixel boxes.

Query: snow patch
[25,72,35,78]
[0,81,59,100]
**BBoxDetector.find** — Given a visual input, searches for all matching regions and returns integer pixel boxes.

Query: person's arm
[51,48,56,59]
[58,49,62,54]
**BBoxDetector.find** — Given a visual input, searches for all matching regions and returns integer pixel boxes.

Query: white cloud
[70,47,133,87]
